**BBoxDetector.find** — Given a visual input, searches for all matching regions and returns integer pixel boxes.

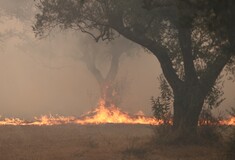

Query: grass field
[0,124,225,160]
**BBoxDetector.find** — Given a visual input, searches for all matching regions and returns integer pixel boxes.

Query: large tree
[33,0,235,141]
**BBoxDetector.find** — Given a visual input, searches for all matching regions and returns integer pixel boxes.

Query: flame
[75,99,162,125]
[219,116,235,126]
[0,115,76,126]
[0,118,25,126]
[0,99,234,126]
[0,99,161,126]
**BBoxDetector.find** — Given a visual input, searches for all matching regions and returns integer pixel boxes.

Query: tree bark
[172,84,205,143]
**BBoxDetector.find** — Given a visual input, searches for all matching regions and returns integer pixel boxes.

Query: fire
[75,99,162,125]
[0,118,25,126]
[219,116,235,126]
[0,99,235,126]
[0,115,76,126]
[0,99,162,126]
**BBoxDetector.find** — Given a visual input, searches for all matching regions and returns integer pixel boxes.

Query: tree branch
[108,14,183,90]
[200,52,232,95]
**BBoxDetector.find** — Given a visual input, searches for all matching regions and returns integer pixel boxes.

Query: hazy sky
[0,1,234,118]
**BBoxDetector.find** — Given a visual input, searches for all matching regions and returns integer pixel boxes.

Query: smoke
[0,1,234,119]
[0,1,161,118]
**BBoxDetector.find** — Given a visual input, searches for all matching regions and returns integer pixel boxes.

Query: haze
[0,0,234,119]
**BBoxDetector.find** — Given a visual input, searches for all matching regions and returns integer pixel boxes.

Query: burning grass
[0,99,234,126]
[0,99,162,126]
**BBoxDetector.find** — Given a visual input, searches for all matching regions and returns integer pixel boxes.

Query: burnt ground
[0,124,224,160]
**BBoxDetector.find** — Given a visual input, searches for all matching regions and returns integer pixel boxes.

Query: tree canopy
[34,0,235,86]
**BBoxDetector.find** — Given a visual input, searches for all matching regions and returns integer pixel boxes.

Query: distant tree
[33,0,235,142]
[78,36,135,106]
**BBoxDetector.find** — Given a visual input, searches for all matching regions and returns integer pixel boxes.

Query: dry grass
[0,124,223,160]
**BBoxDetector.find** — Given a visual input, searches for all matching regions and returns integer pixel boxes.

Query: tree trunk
[99,52,122,107]
[172,85,205,143]
[81,47,123,107]
[100,82,118,107]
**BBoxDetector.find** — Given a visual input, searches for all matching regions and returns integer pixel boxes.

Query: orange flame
[0,99,235,126]
[0,99,161,126]
[75,99,162,125]
[0,118,25,126]
[0,115,76,126]
[219,116,235,126]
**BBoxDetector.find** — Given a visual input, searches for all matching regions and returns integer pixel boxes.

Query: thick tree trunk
[172,85,205,143]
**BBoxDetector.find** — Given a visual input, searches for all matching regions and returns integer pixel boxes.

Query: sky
[0,1,234,119]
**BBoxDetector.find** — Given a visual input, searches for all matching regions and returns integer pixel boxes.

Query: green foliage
[204,75,225,110]
[151,75,172,125]
[151,97,170,122]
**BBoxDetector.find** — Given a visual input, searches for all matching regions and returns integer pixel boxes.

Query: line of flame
[0,99,162,126]
[0,99,234,126]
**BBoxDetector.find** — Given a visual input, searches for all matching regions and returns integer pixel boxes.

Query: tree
[152,73,225,126]
[33,0,235,142]
[78,36,134,106]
